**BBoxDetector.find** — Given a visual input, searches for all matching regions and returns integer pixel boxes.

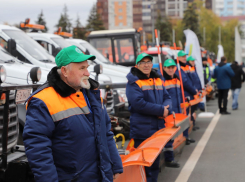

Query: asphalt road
[158,86,245,182]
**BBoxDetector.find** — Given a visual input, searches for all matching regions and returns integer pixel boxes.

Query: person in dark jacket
[163,59,182,114]
[230,61,245,110]
[175,50,197,145]
[126,53,172,182]
[23,46,123,182]
[202,57,211,85]
[213,56,235,114]
[162,59,181,168]
[187,56,202,131]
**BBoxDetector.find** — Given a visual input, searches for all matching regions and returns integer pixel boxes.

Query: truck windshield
[3,30,55,63]
[51,37,71,49]
[80,42,111,63]
[90,38,114,63]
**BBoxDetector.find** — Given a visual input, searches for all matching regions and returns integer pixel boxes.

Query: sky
[0,0,97,33]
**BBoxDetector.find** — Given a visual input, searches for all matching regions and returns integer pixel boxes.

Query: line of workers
[126,51,211,182]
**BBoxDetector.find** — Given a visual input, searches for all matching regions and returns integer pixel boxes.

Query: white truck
[0,24,116,112]
[27,32,130,108]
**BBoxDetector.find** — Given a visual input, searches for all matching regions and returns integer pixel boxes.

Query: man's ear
[61,66,68,78]
[135,65,138,68]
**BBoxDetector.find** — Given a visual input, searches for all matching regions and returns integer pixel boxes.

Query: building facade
[108,0,133,30]
[97,0,142,30]
[142,0,188,34]
[214,0,245,17]
[97,0,109,29]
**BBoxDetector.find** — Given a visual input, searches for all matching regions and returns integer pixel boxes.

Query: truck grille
[0,93,18,153]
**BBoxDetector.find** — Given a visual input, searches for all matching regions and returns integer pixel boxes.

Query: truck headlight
[30,67,42,83]
[0,66,6,84]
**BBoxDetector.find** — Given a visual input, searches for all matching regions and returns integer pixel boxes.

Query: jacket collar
[179,61,186,67]
[131,67,161,80]
[218,62,226,67]
[163,70,179,80]
[187,62,194,68]
[47,67,99,97]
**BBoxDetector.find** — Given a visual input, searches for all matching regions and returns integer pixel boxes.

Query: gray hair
[57,64,71,75]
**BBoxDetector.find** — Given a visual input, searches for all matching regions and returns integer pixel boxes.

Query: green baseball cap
[136,53,153,65]
[177,50,187,57]
[187,56,195,61]
[164,59,176,67]
[55,45,96,68]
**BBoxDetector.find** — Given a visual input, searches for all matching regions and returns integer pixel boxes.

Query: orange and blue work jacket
[23,67,123,182]
[126,67,172,140]
[188,64,202,91]
[163,71,182,113]
[175,62,197,100]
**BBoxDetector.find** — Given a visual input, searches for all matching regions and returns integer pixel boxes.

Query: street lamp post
[151,1,156,44]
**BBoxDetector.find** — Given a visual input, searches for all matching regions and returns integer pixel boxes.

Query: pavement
[158,86,245,182]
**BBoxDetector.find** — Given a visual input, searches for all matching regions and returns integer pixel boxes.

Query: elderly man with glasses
[126,53,172,182]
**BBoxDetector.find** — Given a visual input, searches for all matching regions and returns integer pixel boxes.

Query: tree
[199,7,221,54]
[198,6,239,62]
[36,10,48,32]
[221,19,239,62]
[86,4,105,31]
[73,15,86,39]
[173,19,185,47]
[155,11,172,44]
[56,4,72,33]
[182,2,202,44]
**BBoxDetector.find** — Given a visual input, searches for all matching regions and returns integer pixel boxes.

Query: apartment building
[214,0,245,17]
[97,0,142,30]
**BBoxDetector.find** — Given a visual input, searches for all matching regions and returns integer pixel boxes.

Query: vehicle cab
[87,29,141,66]
[27,32,71,57]
[0,24,56,69]
[0,46,48,85]
[66,38,130,84]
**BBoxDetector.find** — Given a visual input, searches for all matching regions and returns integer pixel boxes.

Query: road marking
[175,91,231,182]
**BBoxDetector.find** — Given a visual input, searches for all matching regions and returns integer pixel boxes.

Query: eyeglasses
[138,61,153,66]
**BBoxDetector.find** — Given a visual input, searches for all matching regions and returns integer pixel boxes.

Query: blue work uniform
[126,67,172,182]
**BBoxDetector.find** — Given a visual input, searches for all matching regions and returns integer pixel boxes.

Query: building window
[119,8,122,12]
[118,16,123,19]
[143,12,151,16]
[119,22,123,26]
[168,4,175,9]
[168,11,176,16]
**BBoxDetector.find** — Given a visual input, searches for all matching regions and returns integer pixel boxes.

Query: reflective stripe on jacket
[175,63,196,99]
[23,67,123,182]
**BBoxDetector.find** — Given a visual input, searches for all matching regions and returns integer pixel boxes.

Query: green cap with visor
[177,50,187,57]
[164,59,176,67]
[136,53,153,65]
[55,45,96,68]
[187,56,195,61]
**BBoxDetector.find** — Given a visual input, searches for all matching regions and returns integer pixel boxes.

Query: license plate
[16,89,32,104]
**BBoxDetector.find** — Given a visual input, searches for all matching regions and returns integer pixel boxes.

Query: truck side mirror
[7,39,17,57]
[94,64,103,81]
